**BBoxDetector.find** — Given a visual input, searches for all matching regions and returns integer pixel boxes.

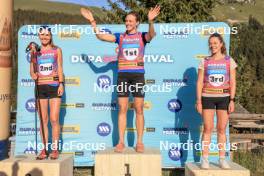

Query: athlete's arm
[57,48,64,82]
[196,69,204,103]
[196,68,204,114]
[229,68,236,113]
[30,62,37,80]
[230,69,236,99]
[80,8,116,43]
[57,47,64,96]
[145,5,160,42]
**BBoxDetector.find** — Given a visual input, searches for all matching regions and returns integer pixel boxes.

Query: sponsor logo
[144,55,174,63]
[195,54,209,59]
[126,127,156,132]
[25,98,36,112]
[97,122,111,137]
[74,151,84,156]
[61,103,85,108]
[145,79,155,84]
[163,78,187,87]
[24,147,36,154]
[18,127,40,136]
[71,54,174,63]
[97,75,111,88]
[65,77,80,86]
[58,32,80,39]
[168,99,182,112]
[20,79,35,87]
[61,125,80,134]
[168,147,182,161]
[71,54,104,63]
[195,152,227,157]
[163,128,188,135]
[21,31,38,39]
[92,102,118,111]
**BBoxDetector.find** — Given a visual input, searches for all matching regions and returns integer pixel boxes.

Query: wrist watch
[230,98,235,102]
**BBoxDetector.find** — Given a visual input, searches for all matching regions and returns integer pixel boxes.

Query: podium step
[185,161,250,176]
[0,154,73,176]
[95,147,162,176]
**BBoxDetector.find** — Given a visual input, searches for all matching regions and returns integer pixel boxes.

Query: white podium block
[0,154,73,176]
[95,148,162,176]
[185,161,250,176]
[0,156,26,176]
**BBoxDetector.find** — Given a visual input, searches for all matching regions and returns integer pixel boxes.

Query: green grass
[233,148,264,176]
[14,0,107,16]
[213,0,264,24]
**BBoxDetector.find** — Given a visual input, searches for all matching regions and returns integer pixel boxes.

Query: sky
[47,0,120,8]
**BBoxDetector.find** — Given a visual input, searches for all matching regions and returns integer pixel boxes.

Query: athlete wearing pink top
[29,26,64,160]
[196,33,237,169]
[81,6,160,153]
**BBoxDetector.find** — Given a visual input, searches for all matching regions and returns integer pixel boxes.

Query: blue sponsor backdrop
[16,23,231,167]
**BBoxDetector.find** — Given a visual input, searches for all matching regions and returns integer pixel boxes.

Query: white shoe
[201,157,209,169]
[219,158,231,169]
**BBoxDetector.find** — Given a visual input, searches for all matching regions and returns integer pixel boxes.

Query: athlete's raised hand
[148,5,160,22]
[80,8,95,23]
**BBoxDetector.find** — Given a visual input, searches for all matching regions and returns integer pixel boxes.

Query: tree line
[11,0,264,113]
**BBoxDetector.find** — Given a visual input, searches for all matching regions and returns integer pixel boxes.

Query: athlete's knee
[40,115,49,125]
[119,104,128,113]
[203,125,213,135]
[50,117,59,126]
[134,105,144,116]
[217,126,226,135]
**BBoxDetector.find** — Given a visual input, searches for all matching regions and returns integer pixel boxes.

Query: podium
[185,161,250,176]
[0,154,73,176]
[95,148,162,176]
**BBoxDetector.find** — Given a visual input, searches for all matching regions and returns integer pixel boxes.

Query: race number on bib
[123,48,139,61]
[39,63,53,76]
[208,74,225,87]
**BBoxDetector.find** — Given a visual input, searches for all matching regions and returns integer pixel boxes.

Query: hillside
[14,0,107,18]
[14,0,264,24]
[213,0,264,24]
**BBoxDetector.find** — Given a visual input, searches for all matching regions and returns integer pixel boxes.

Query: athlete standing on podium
[81,5,160,152]
[29,26,64,160]
[196,33,237,169]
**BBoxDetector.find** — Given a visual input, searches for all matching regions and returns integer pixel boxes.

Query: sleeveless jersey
[117,32,145,73]
[35,48,59,85]
[202,56,231,94]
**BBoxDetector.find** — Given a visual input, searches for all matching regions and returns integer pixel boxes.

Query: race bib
[122,48,139,61]
[38,63,53,76]
[208,74,225,87]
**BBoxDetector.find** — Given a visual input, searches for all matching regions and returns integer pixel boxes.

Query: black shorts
[36,85,61,99]
[117,72,145,98]
[202,96,230,110]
